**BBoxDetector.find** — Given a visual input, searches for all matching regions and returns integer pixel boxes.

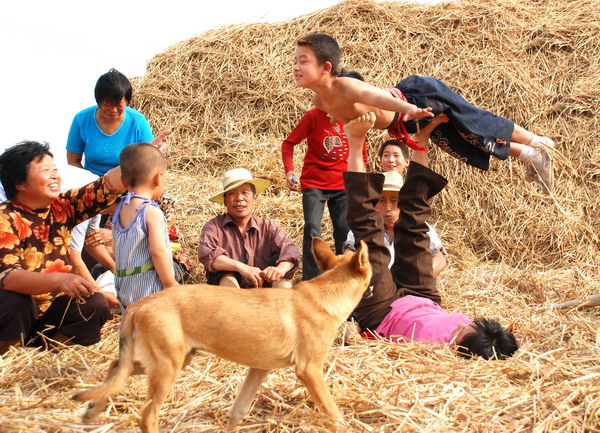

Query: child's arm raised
[340,78,434,121]
[146,205,178,289]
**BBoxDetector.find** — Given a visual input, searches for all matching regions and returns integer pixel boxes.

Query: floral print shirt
[0,175,123,306]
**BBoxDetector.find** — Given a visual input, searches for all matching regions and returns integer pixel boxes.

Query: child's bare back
[312,77,403,129]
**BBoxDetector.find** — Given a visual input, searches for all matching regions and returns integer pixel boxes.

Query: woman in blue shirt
[66,69,169,176]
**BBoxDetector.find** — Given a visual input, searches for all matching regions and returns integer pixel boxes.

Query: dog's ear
[312,237,337,271]
[352,240,370,274]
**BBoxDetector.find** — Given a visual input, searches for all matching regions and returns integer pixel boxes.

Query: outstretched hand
[150,129,171,155]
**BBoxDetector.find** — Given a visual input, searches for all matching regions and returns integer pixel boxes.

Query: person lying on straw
[341,112,518,360]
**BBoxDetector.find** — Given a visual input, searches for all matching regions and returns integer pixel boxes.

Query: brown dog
[73,237,371,432]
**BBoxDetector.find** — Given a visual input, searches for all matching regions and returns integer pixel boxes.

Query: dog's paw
[81,400,106,422]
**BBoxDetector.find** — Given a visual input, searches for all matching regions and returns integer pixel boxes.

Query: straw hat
[382,171,404,192]
[209,168,271,204]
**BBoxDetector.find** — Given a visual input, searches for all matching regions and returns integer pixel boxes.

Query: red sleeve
[281,110,314,174]
[362,139,369,166]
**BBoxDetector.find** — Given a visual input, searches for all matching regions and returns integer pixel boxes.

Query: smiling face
[224,183,257,225]
[16,154,62,208]
[293,45,327,89]
[97,97,127,124]
[380,144,409,173]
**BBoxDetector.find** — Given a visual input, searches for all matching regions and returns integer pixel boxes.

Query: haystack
[1,0,598,431]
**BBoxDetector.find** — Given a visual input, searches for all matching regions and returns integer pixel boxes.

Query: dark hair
[94,68,133,106]
[339,68,365,81]
[457,318,518,360]
[119,143,165,188]
[297,33,341,76]
[378,139,410,161]
[0,141,53,200]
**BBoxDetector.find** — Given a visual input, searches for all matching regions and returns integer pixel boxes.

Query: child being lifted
[293,33,554,193]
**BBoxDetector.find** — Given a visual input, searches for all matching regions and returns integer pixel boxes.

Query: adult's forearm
[2,270,60,295]
[275,261,295,276]
[211,254,244,273]
[86,244,115,272]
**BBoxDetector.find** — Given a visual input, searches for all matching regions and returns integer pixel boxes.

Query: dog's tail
[72,310,137,402]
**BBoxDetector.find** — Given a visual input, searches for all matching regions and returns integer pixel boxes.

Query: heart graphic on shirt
[324,135,343,153]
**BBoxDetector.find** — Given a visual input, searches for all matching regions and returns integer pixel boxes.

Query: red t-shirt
[281,108,368,190]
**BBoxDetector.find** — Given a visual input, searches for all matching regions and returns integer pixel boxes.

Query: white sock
[517,145,540,164]
[527,133,540,146]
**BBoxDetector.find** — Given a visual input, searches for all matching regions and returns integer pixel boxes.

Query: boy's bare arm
[146,206,178,288]
[341,78,433,121]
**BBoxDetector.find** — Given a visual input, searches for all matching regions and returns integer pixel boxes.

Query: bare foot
[344,112,376,172]
[344,112,376,139]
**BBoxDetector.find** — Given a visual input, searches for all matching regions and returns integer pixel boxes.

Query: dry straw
[1,0,599,431]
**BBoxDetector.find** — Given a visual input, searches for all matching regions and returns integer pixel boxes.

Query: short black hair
[119,143,165,188]
[378,139,410,161]
[457,318,518,360]
[297,33,341,76]
[339,68,365,81]
[0,141,53,200]
[94,68,133,106]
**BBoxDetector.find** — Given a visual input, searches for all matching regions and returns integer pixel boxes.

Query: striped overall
[113,192,172,308]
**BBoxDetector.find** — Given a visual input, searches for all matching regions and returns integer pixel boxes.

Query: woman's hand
[150,129,171,155]
[55,273,95,299]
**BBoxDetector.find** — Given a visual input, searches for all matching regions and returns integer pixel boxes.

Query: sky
[0,0,440,164]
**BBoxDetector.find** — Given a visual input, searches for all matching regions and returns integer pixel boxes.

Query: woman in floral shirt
[0,141,127,354]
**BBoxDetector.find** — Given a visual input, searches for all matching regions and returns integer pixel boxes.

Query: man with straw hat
[198,168,300,289]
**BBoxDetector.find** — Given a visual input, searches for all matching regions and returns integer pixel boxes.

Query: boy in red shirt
[282,71,367,280]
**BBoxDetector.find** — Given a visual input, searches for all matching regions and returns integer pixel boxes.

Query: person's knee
[48,293,110,347]
[81,293,110,332]
[0,291,37,343]
[303,218,322,236]
[219,273,241,288]
[273,279,293,289]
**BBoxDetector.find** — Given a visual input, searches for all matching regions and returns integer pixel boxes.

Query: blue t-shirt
[66,106,154,176]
